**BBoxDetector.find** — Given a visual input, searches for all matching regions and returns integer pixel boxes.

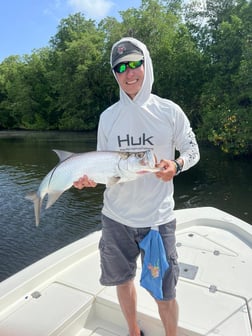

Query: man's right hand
[73,175,97,189]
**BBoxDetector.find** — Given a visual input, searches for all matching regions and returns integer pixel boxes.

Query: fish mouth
[136,168,159,174]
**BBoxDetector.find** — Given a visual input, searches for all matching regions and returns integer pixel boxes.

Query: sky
[0,0,142,62]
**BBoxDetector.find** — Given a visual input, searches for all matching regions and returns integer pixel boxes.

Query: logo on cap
[117,44,126,55]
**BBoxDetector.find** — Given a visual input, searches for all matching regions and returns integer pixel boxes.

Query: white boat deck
[0,207,251,336]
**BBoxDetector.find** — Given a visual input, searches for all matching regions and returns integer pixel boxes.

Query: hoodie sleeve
[174,106,200,172]
[96,115,107,151]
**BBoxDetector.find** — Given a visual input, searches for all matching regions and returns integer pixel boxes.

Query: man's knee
[117,278,135,291]
[156,298,178,312]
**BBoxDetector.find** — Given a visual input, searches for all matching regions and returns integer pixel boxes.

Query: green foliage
[0,0,251,156]
[198,97,252,156]
[194,0,252,156]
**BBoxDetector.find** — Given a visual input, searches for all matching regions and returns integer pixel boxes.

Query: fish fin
[106,176,121,187]
[46,191,64,209]
[25,192,42,227]
[53,149,74,162]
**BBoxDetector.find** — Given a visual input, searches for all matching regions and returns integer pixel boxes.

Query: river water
[0,131,251,282]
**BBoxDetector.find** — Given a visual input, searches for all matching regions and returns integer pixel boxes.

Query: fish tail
[25,192,42,227]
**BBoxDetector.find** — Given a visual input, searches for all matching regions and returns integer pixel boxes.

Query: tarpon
[26,149,159,226]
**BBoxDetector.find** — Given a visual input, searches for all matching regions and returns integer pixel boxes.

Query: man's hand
[73,175,97,189]
[155,160,177,182]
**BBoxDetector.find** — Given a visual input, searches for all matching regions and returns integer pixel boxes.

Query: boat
[0,207,251,336]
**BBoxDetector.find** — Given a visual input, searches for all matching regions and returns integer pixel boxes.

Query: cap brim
[112,54,144,68]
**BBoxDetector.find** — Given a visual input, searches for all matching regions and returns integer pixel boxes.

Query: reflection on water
[0,131,251,282]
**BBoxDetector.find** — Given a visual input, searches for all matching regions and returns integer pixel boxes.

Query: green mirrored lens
[128,60,142,69]
[118,63,127,73]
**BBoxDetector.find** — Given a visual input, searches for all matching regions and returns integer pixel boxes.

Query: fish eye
[135,152,145,159]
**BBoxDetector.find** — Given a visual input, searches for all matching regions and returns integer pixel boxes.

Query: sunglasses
[113,60,144,74]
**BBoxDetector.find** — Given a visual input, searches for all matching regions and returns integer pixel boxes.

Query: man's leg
[154,220,179,335]
[156,298,179,336]
[117,279,142,336]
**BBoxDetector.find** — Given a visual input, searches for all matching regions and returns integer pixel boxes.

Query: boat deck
[0,207,251,335]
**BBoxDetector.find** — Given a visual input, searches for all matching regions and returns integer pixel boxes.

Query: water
[0,131,251,282]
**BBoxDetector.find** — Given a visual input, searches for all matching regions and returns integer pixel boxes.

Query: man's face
[115,62,144,99]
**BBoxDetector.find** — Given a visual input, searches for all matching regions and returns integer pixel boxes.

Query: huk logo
[117,133,154,147]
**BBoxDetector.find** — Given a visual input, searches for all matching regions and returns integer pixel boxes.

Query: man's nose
[125,67,135,76]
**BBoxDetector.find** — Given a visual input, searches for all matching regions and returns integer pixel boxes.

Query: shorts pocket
[169,252,180,281]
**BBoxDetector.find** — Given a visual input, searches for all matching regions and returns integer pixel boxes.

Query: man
[74,37,200,336]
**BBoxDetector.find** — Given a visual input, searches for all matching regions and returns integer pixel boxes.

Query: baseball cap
[111,41,144,68]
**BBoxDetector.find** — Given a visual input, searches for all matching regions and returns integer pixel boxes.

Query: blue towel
[139,229,169,300]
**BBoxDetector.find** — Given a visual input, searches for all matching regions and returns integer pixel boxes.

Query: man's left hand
[155,160,177,181]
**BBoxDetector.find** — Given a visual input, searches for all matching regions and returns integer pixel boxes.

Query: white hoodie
[97,37,200,228]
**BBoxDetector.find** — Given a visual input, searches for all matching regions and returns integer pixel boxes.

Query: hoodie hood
[110,37,154,106]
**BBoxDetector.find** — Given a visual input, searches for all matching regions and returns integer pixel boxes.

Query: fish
[26,149,160,226]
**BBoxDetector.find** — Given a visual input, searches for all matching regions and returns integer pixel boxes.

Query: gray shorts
[99,214,179,301]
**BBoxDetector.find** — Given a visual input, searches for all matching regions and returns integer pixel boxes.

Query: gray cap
[111,41,144,68]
